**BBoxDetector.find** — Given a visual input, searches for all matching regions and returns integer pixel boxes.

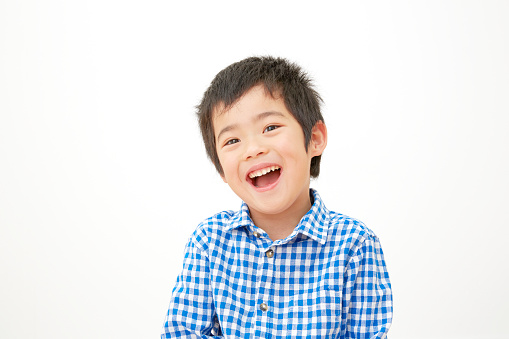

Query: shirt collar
[293,189,330,245]
[224,189,330,245]
[224,201,254,231]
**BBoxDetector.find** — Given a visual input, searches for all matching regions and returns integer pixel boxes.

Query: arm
[341,235,393,338]
[161,237,223,338]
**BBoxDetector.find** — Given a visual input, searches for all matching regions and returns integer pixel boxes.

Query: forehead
[212,85,286,133]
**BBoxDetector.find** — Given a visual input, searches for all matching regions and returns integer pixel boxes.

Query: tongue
[254,170,280,187]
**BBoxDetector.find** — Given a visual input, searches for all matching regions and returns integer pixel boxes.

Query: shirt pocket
[288,283,343,318]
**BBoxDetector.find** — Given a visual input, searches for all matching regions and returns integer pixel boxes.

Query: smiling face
[213,85,327,225]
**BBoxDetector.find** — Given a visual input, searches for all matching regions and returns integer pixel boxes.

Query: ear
[309,121,327,157]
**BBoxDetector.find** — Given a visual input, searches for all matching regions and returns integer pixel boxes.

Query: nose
[243,138,267,160]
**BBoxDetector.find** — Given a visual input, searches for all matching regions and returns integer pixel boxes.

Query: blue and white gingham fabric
[162,189,392,338]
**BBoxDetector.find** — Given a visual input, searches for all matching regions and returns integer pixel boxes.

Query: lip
[246,162,282,192]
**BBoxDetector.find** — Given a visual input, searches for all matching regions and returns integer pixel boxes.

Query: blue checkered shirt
[162,189,392,338]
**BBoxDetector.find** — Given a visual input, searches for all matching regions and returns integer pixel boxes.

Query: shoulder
[187,209,238,252]
[310,189,378,245]
[195,210,237,233]
[326,210,380,252]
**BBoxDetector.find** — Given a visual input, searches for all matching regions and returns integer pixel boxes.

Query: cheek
[278,140,308,161]
[218,155,237,179]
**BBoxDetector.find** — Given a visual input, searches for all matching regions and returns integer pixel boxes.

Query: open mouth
[248,165,281,188]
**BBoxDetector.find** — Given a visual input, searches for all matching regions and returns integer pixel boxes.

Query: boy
[161,56,392,338]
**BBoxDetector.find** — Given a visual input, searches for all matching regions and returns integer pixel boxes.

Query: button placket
[254,245,275,333]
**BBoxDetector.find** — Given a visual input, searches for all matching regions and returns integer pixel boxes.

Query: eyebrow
[216,111,286,142]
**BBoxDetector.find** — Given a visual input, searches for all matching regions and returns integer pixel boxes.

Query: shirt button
[259,302,268,312]
[253,231,261,238]
[265,249,274,258]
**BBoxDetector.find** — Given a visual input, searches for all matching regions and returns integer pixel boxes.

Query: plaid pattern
[162,189,392,338]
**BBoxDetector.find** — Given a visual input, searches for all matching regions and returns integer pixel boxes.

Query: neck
[249,190,312,241]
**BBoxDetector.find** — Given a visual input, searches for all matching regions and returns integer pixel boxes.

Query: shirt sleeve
[341,235,393,338]
[161,236,223,338]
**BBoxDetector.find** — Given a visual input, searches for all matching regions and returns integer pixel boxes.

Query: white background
[1,1,508,338]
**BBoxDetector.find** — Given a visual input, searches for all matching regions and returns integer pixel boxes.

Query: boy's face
[213,85,327,221]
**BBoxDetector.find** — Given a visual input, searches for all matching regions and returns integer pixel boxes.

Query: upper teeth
[249,166,280,179]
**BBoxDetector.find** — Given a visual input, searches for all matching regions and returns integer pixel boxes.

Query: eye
[225,138,240,146]
[263,125,279,133]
